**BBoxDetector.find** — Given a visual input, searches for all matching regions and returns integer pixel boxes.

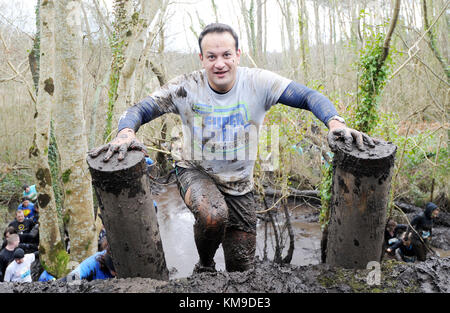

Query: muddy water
[154,183,322,279]
[154,183,450,279]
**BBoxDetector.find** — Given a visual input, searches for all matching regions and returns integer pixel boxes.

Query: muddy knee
[188,188,228,235]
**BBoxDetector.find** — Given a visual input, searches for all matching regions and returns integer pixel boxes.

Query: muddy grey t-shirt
[150,67,291,195]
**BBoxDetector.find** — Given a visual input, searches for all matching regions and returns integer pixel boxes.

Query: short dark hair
[23,184,29,190]
[22,196,30,202]
[3,226,17,238]
[198,23,239,54]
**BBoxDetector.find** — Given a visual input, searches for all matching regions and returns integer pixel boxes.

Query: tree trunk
[325,140,397,269]
[112,0,161,130]
[297,0,309,81]
[31,0,69,278]
[256,0,263,64]
[313,0,325,81]
[54,0,97,263]
[380,0,401,65]
[422,0,449,82]
[87,150,169,280]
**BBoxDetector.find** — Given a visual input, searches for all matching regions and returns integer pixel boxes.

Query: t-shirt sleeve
[250,69,292,111]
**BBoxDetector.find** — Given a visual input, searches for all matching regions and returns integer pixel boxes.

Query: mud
[2,256,450,293]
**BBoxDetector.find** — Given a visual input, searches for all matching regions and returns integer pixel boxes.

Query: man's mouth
[214,70,228,77]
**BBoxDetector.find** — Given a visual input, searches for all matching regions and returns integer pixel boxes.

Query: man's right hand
[88,128,148,162]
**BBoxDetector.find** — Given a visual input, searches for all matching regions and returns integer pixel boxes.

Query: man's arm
[277,81,376,151]
[387,239,402,252]
[88,97,166,162]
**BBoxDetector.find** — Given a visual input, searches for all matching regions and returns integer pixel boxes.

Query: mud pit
[2,257,450,293]
[1,184,449,293]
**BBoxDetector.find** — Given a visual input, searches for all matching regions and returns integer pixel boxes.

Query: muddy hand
[327,127,377,152]
[88,128,148,162]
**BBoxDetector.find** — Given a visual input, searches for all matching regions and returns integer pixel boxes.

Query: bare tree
[422,0,449,82]
[113,0,162,121]
[296,0,309,80]
[31,0,68,277]
[53,0,97,263]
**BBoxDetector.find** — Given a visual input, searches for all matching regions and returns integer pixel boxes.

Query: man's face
[199,32,241,93]
[25,187,30,193]
[23,200,29,207]
[15,258,24,265]
[16,212,24,223]
[431,209,439,219]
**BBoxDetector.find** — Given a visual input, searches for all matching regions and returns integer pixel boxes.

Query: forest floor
[1,256,449,293]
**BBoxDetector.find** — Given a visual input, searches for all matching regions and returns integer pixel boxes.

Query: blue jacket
[68,250,114,281]
[38,270,56,282]
[17,202,36,220]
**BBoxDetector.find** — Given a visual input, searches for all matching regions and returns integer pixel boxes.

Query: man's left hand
[327,120,377,152]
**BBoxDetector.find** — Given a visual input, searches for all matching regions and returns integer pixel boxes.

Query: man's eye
[208,56,215,60]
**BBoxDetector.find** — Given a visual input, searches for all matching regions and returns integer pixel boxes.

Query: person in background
[3,248,38,283]
[38,270,56,282]
[0,233,20,282]
[386,232,417,263]
[2,226,38,253]
[409,202,440,261]
[384,219,407,255]
[17,197,38,223]
[22,184,38,204]
[9,210,35,237]
[63,237,116,282]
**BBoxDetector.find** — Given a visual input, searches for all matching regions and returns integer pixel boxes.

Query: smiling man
[89,23,375,274]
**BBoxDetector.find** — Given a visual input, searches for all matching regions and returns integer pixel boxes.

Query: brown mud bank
[1,256,449,293]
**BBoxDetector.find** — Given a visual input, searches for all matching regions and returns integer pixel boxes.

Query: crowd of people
[0,183,115,283]
[384,202,440,263]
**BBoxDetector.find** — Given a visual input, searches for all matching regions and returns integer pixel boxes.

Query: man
[384,219,407,253]
[3,248,37,283]
[89,23,376,273]
[63,249,116,282]
[9,210,35,236]
[2,226,38,253]
[409,202,440,261]
[22,184,38,203]
[0,233,20,281]
[17,197,37,222]
[386,231,417,263]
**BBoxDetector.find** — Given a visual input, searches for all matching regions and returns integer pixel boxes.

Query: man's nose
[214,57,225,69]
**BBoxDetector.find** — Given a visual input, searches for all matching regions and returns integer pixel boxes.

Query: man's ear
[236,49,241,63]
[199,52,203,61]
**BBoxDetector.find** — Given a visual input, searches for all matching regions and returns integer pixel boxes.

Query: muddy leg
[412,237,427,262]
[222,227,256,272]
[184,182,228,270]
